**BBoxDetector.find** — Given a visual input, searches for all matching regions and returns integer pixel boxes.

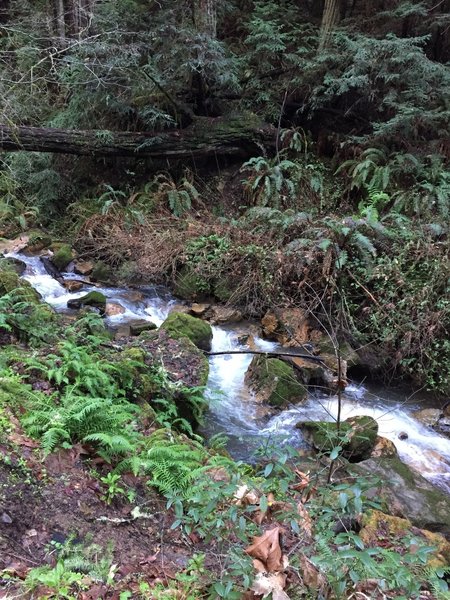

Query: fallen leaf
[253,559,267,573]
[297,502,313,538]
[8,432,39,448]
[234,484,260,506]
[299,554,326,590]
[245,527,285,573]
[251,572,290,600]
[293,469,310,490]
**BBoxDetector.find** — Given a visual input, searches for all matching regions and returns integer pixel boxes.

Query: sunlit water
[8,252,450,494]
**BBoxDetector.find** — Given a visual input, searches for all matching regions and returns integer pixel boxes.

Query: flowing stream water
[8,253,450,495]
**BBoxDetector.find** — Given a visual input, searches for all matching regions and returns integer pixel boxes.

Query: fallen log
[0,114,275,159]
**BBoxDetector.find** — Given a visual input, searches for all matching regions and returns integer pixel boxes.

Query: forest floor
[0,417,216,599]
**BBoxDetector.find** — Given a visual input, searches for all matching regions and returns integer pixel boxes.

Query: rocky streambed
[3,244,450,533]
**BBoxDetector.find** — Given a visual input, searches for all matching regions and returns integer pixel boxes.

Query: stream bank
[1,244,450,598]
[7,249,450,497]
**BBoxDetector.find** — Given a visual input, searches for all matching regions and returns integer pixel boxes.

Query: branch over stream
[204,350,327,365]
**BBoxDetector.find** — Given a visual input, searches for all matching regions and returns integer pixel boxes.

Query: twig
[345,268,380,307]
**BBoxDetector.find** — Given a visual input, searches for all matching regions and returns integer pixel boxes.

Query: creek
[10,253,450,496]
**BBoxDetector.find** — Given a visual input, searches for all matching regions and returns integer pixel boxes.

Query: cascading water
[7,252,450,494]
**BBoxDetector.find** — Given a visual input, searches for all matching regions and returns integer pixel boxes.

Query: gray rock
[351,457,450,536]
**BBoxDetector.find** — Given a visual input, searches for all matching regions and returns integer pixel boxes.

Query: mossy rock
[213,277,234,302]
[161,312,213,351]
[51,244,73,271]
[91,261,114,283]
[245,356,307,407]
[173,267,211,301]
[67,291,107,314]
[298,415,378,462]
[1,257,26,275]
[351,457,450,533]
[360,509,450,567]
[123,331,210,427]
[315,337,360,368]
[25,231,52,253]
[129,320,158,336]
[0,262,40,303]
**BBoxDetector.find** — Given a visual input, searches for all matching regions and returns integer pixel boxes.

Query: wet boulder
[91,261,114,283]
[283,354,344,393]
[121,330,210,427]
[189,303,210,317]
[245,355,307,408]
[0,260,40,303]
[206,305,243,325]
[51,244,74,271]
[104,302,126,317]
[1,257,26,276]
[312,334,360,368]
[160,312,213,351]
[413,408,441,428]
[24,231,52,254]
[413,408,450,439]
[370,436,398,458]
[73,260,94,276]
[261,308,310,345]
[67,291,106,314]
[129,319,158,336]
[63,280,85,292]
[351,457,450,535]
[40,257,64,282]
[297,415,378,462]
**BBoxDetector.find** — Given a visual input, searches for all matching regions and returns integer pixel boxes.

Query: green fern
[118,429,207,496]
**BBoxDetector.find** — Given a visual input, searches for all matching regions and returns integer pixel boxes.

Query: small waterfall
[5,251,450,492]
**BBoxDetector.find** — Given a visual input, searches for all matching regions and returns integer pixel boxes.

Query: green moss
[129,320,157,336]
[52,244,73,271]
[298,415,378,461]
[361,509,450,568]
[26,231,52,252]
[173,267,211,301]
[247,356,307,407]
[161,312,213,351]
[213,277,234,302]
[91,261,113,283]
[67,291,107,314]
[0,262,40,303]
[121,347,146,363]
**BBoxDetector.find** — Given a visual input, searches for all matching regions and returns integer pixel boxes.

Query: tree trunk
[193,0,217,38]
[55,0,66,43]
[0,115,274,159]
[319,0,341,50]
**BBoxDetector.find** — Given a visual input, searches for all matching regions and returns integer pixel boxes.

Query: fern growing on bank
[22,389,139,458]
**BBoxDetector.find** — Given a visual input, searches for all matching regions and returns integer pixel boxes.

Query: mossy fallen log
[0,114,275,158]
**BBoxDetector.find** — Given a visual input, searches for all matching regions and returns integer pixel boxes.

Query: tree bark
[194,0,217,38]
[0,115,275,159]
[319,0,342,50]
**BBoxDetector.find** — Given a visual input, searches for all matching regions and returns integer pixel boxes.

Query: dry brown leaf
[8,431,39,448]
[251,573,290,600]
[253,558,267,573]
[294,469,310,488]
[234,484,260,506]
[299,554,326,590]
[297,502,313,538]
[245,527,285,573]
